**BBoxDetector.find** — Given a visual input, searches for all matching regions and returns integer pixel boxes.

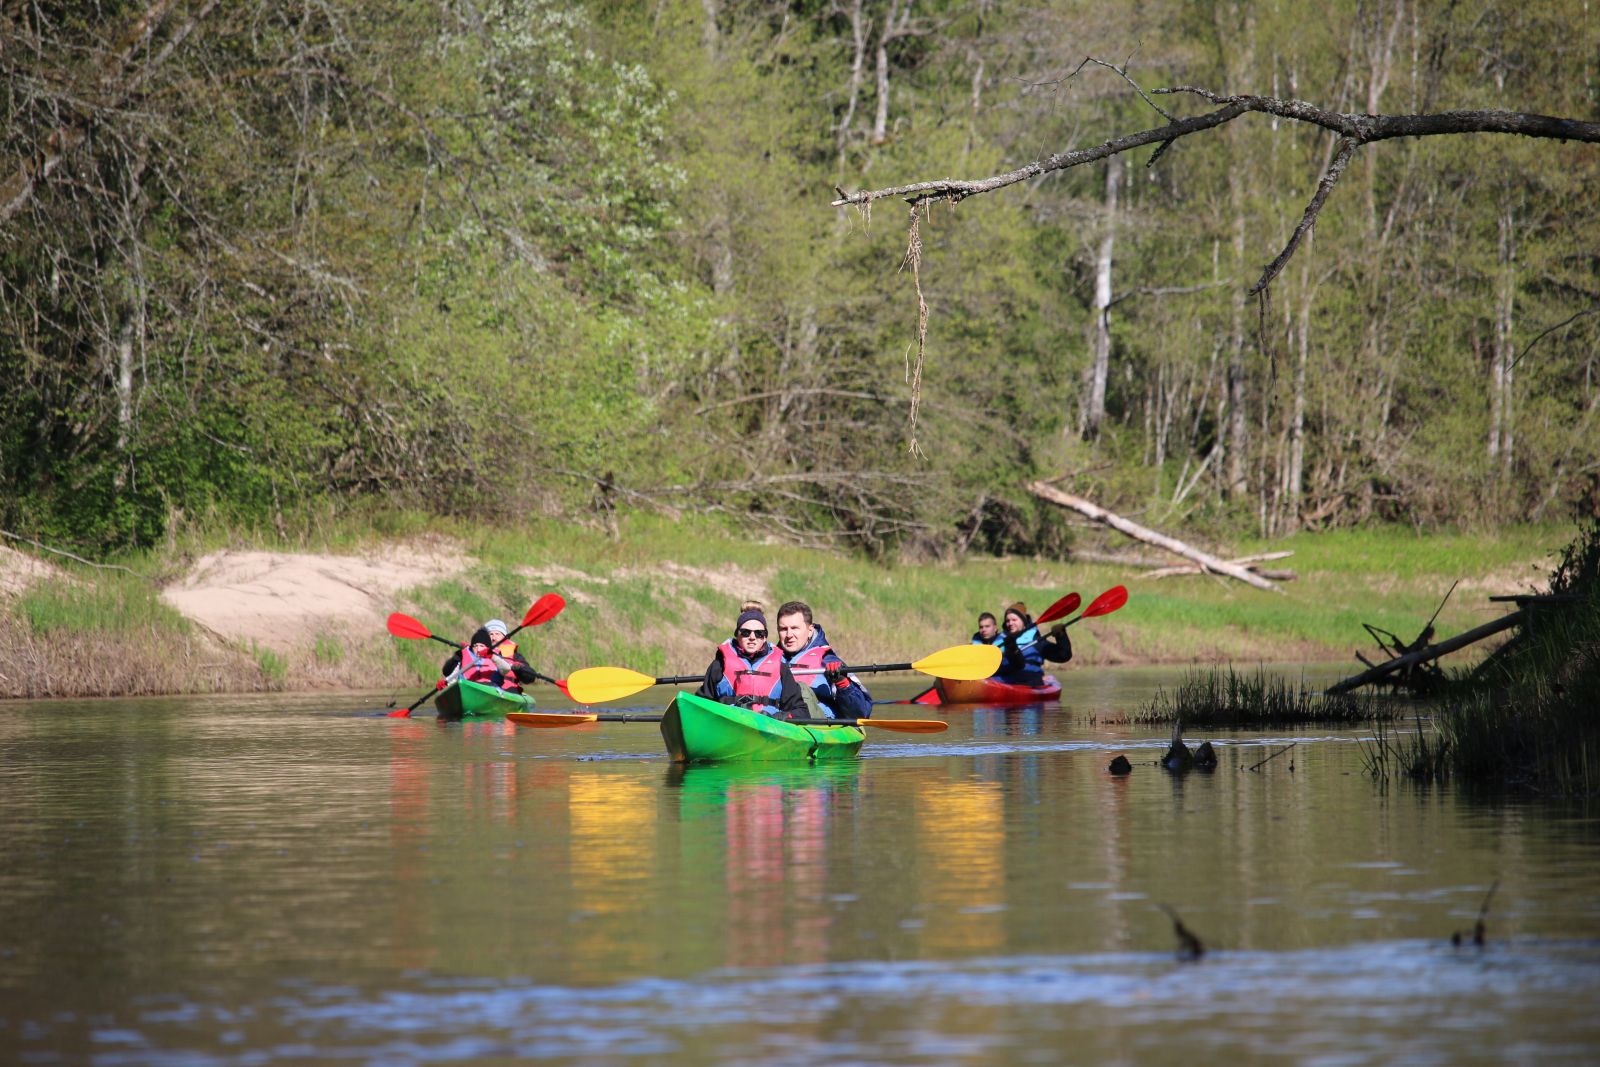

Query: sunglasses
[736,628,767,639]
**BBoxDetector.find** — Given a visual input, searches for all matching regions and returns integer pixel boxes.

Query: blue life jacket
[996,624,1044,685]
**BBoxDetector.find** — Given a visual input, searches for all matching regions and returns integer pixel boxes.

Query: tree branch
[832,74,1600,287]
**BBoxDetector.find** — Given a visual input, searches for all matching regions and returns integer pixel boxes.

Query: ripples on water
[3,677,1599,1066]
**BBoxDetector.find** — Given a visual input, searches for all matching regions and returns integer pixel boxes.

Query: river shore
[0,517,1563,700]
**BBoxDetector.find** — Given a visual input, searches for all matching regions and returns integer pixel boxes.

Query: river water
[2,669,1598,1065]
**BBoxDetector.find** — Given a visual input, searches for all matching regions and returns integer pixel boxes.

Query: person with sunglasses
[695,604,809,720]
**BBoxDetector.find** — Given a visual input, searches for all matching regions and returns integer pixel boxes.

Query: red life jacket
[716,640,785,704]
[461,639,521,691]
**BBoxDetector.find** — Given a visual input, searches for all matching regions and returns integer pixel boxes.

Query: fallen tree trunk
[1324,610,1526,695]
[1146,551,1296,581]
[1028,483,1282,592]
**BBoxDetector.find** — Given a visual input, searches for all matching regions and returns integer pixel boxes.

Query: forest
[3,0,1597,559]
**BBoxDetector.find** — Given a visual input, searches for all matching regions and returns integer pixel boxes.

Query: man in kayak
[775,600,874,719]
[695,605,809,720]
[441,619,537,693]
[972,612,1001,645]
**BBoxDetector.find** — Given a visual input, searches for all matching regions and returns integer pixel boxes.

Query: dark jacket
[696,641,809,720]
[996,619,1045,686]
[1038,625,1073,665]
[442,627,537,691]
[783,623,874,719]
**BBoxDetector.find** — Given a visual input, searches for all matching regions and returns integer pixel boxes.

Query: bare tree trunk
[1287,279,1310,529]
[872,1,895,145]
[837,0,867,159]
[1493,205,1517,472]
[872,0,915,145]
[699,0,719,56]
[1082,156,1119,439]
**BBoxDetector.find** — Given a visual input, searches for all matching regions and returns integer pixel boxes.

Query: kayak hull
[660,691,865,763]
[435,678,534,720]
[916,674,1062,706]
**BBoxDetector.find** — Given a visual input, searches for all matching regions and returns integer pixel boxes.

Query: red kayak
[908,674,1062,706]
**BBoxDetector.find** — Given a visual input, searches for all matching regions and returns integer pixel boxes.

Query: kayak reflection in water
[695,602,810,720]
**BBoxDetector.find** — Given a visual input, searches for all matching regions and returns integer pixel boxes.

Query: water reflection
[3,681,1600,1066]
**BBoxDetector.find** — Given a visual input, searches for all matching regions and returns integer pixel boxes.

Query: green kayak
[435,678,534,720]
[659,690,865,763]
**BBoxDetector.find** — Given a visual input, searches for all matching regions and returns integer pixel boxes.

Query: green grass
[3,507,1581,703]
[313,633,343,666]
[14,573,191,637]
[251,641,288,686]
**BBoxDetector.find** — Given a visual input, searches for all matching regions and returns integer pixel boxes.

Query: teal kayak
[659,691,865,763]
[435,678,534,720]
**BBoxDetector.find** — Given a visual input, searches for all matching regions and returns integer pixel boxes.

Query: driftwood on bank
[1325,610,1526,695]
[1028,482,1282,592]
[1145,551,1296,582]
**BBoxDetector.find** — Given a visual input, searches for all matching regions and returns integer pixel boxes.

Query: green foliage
[2,0,1596,558]
[313,634,343,666]
[251,642,289,687]
[14,575,190,638]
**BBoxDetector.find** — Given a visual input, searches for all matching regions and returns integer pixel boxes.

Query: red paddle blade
[386,613,433,640]
[522,593,566,627]
[908,685,943,706]
[552,678,572,699]
[1035,592,1082,626]
[386,707,413,718]
[1083,585,1129,618]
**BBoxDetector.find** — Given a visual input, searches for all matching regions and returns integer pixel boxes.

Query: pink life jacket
[716,640,785,704]
[786,643,832,693]
[460,640,521,691]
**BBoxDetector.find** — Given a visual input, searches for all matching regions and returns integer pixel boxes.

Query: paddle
[1060,584,1128,627]
[385,594,567,717]
[1032,591,1082,627]
[506,711,948,733]
[562,643,1002,705]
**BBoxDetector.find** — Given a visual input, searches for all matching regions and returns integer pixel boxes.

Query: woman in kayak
[695,605,809,720]
[994,602,1072,685]
[441,619,537,692]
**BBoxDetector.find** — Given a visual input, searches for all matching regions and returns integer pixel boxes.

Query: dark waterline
[3,669,1598,1065]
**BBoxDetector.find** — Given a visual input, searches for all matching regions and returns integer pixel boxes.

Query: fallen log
[1146,551,1296,581]
[1028,482,1282,592]
[1324,610,1526,695]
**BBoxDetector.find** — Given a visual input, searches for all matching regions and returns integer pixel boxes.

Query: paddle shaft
[633,660,931,687]
[548,713,906,727]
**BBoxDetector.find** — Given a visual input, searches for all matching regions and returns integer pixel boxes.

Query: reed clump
[1134,666,1398,726]
[1360,716,1453,784]
[1419,517,1600,794]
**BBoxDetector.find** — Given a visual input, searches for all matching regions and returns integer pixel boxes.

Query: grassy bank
[0,514,1572,700]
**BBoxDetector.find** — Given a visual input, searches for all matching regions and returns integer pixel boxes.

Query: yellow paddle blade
[507,712,599,728]
[562,665,659,705]
[911,644,1001,681]
[858,718,948,733]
